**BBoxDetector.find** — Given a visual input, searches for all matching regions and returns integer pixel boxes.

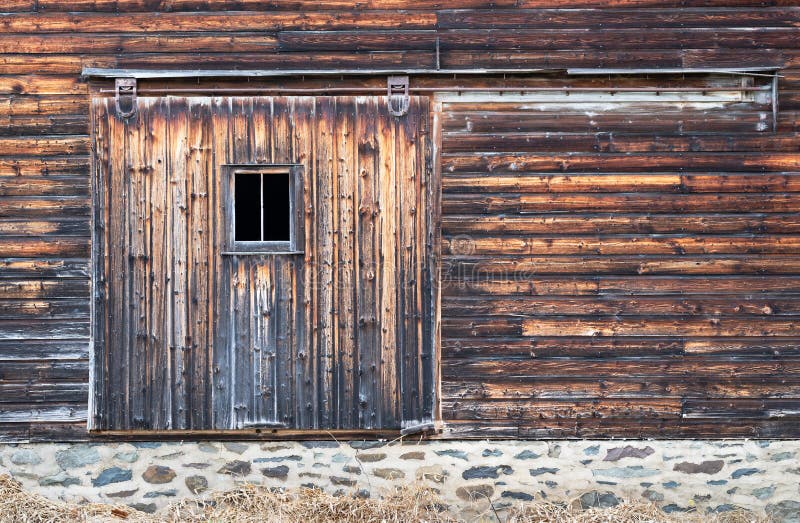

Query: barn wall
[0,1,798,441]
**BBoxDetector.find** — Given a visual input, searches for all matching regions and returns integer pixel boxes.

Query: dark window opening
[234,171,291,243]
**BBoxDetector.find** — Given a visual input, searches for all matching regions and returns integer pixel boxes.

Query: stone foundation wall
[1,440,798,521]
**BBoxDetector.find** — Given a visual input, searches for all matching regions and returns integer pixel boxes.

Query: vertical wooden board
[272,97,295,426]
[335,97,357,428]
[420,96,436,422]
[355,96,380,429]
[106,96,129,429]
[211,97,232,429]
[127,97,149,430]
[397,97,421,424]
[90,98,110,430]
[291,97,316,429]
[168,98,190,430]
[429,99,442,423]
[187,99,212,429]
[252,97,272,164]
[315,97,336,428]
[377,99,399,429]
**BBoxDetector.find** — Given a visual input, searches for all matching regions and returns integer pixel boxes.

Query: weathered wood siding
[439,79,800,438]
[91,95,432,432]
[0,0,798,441]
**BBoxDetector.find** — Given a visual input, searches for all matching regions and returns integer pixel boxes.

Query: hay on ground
[0,474,770,523]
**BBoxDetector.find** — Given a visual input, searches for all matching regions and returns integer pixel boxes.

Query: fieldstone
[463,465,512,480]
[417,465,446,483]
[218,460,251,476]
[663,481,680,489]
[144,489,177,498]
[355,453,385,462]
[642,489,664,502]
[183,463,210,469]
[694,493,712,502]
[604,445,655,462]
[198,443,218,453]
[434,449,468,461]
[482,449,502,457]
[767,500,800,523]
[731,468,760,479]
[708,480,728,485]
[547,444,561,458]
[142,465,176,484]
[579,491,620,510]
[754,486,776,500]
[106,489,139,498]
[502,491,534,501]
[223,442,249,454]
[593,466,658,478]
[545,480,558,488]
[584,446,600,456]
[254,455,302,463]
[530,467,559,476]
[56,445,100,470]
[343,465,361,474]
[349,441,385,450]
[456,484,494,502]
[299,472,322,478]
[330,476,356,487]
[772,452,795,461]
[129,503,157,514]
[711,504,737,513]
[673,460,725,474]
[373,468,405,480]
[38,472,80,487]
[185,475,208,494]
[400,451,425,460]
[261,443,292,452]
[114,451,139,463]
[356,489,370,499]
[92,467,132,487]
[301,441,339,449]
[11,449,42,465]
[662,504,690,514]
[331,453,350,463]
[132,442,161,449]
[261,465,290,479]
[514,450,541,460]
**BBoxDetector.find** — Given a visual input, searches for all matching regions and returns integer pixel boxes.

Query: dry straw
[0,474,770,523]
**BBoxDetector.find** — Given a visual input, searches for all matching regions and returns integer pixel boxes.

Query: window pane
[234,173,262,241]
[262,172,291,242]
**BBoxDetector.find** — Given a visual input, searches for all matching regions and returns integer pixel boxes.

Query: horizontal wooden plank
[442,193,800,214]
[442,336,800,358]
[0,405,87,423]
[0,238,89,258]
[442,153,800,173]
[0,197,91,218]
[0,382,88,404]
[0,176,89,196]
[0,115,89,136]
[445,255,800,276]
[443,235,800,256]
[444,295,800,316]
[0,340,89,360]
[0,33,280,54]
[0,75,86,95]
[0,259,89,279]
[437,8,800,29]
[443,214,800,235]
[0,157,90,176]
[0,12,437,33]
[0,360,88,382]
[683,398,800,418]
[442,132,798,153]
[443,114,772,135]
[442,376,800,400]
[443,174,800,194]
[0,137,88,156]
[443,357,800,379]
[0,219,90,237]
[0,279,88,299]
[0,299,89,320]
[0,96,88,117]
[442,276,800,296]
[442,398,683,420]
[0,320,89,340]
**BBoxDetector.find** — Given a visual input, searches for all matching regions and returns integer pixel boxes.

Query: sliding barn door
[92,95,434,432]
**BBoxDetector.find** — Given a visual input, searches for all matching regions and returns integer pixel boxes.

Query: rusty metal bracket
[387,75,410,117]
[115,78,137,119]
